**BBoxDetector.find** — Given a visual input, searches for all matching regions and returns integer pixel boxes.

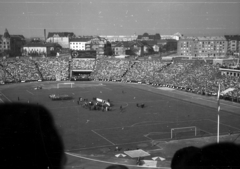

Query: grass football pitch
[1,81,240,152]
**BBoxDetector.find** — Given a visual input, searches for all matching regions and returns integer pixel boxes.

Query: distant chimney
[44,29,46,42]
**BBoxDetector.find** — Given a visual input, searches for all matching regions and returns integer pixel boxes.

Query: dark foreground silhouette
[0,103,66,169]
[106,165,129,169]
[171,142,240,169]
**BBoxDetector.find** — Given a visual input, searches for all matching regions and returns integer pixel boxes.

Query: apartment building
[178,36,227,57]
[0,29,11,53]
[225,35,240,55]
[112,41,131,55]
[177,37,196,56]
[46,32,75,48]
[0,29,26,56]
[69,38,91,51]
[23,42,62,56]
[85,36,107,58]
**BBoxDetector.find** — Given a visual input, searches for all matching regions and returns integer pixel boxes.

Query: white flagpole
[217,83,221,143]
[217,113,220,143]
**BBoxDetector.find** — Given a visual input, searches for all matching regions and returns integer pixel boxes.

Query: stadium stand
[72,59,95,70]
[0,56,239,102]
[32,57,69,81]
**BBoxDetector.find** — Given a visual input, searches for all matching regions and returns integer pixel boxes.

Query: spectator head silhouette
[0,103,66,169]
[171,142,240,169]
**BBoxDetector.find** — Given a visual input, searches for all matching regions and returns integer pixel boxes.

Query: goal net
[57,83,74,89]
[171,126,197,139]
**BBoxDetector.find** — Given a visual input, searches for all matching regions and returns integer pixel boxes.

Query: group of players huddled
[77,97,111,112]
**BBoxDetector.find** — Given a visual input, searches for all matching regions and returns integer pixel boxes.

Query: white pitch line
[0,92,11,102]
[91,130,116,145]
[0,98,4,103]
[207,119,240,131]
[171,91,240,109]
[26,90,34,95]
[66,138,168,151]
[198,128,213,135]
[144,132,171,141]
[196,97,240,109]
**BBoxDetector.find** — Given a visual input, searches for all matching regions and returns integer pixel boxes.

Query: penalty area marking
[207,119,240,132]
[144,132,170,142]
[0,98,4,103]
[26,90,34,95]
[0,92,11,102]
[91,130,116,145]
[197,128,213,135]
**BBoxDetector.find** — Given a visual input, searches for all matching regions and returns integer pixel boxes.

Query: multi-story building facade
[225,35,240,56]
[85,36,107,58]
[178,36,227,57]
[46,32,75,48]
[22,42,62,56]
[112,41,131,56]
[69,38,92,51]
[197,36,227,57]
[0,29,25,57]
[177,37,196,56]
[0,29,11,54]
[10,35,26,56]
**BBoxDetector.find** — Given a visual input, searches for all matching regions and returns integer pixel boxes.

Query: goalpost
[57,83,74,89]
[171,126,197,139]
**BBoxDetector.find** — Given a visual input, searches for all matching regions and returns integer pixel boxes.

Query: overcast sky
[0,0,239,38]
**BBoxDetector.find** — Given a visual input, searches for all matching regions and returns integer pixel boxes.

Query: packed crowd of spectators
[122,60,167,82]
[32,57,69,81]
[90,59,132,80]
[0,56,239,102]
[0,66,5,84]
[72,59,95,70]
[91,59,240,102]
[0,57,40,82]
